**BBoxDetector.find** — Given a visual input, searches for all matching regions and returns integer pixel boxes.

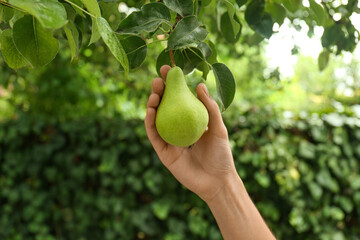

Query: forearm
[206,174,276,240]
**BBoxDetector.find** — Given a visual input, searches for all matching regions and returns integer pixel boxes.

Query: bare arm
[145,65,276,240]
[206,173,275,240]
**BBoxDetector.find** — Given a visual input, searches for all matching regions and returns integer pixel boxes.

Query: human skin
[145,65,276,240]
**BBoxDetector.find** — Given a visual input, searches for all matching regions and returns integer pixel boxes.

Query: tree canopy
[0,0,359,109]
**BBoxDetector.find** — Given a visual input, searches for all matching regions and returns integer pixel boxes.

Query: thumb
[196,83,226,136]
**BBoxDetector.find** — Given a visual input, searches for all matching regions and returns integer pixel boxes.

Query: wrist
[205,172,276,240]
[205,171,245,207]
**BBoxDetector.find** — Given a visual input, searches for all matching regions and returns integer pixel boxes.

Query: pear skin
[155,67,209,147]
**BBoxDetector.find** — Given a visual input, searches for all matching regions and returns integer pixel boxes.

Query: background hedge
[1,107,359,240]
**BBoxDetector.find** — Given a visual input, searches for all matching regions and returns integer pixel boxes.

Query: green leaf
[255,172,270,188]
[156,49,184,76]
[328,206,345,220]
[117,3,171,34]
[236,0,247,7]
[322,24,340,48]
[336,196,354,213]
[167,16,209,50]
[96,17,129,78]
[196,61,210,80]
[80,0,101,45]
[67,0,85,18]
[189,215,209,237]
[79,0,101,16]
[117,35,147,70]
[8,0,67,29]
[354,192,360,206]
[318,50,329,71]
[321,24,349,54]
[193,0,199,16]
[316,169,339,193]
[63,3,77,21]
[257,202,280,221]
[220,11,242,43]
[182,47,204,74]
[245,0,273,39]
[163,0,193,17]
[245,0,264,25]
[12,15,59,68]
[307,182,323,200]
[254,13,274,39]
[0,5,14,23]
[196,42,212,79]
[281,0,302,13]
[152,201,171,220]
[206,40,217,64]
[350,176,360,190]
[201,0,212,7]
[0,29,28,70]
[9,10,24,28]
[89,22,101,46]
[74,14,85,35]
[220,0,241,43]
[197,42,212,59]
[265,2,286,25]
[299,140,315,159]
[63,21,80,61]
[309,0,327,26]
[212,63,236,110]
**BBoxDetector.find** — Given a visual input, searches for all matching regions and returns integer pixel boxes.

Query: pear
[156,67,209,147]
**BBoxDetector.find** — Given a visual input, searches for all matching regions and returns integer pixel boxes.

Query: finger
[160,65,172,80]
[147,93,161,108]
[152,78,165,97]
[145,107,167,154]
[196,83,227,136]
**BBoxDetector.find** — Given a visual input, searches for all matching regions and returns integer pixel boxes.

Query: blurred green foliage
[226,107,360,240]
[1,105,359,240]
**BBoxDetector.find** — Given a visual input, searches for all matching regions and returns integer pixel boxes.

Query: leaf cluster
[0,0,359,109]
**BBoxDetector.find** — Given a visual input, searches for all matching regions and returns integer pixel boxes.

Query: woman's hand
[145,65,237,203]
[145,65,276,240]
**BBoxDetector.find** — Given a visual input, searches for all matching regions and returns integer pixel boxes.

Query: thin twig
[63,0,96,18]
[0,0,27,13]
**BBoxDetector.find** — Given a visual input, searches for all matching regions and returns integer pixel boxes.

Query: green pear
[156,67,209,147]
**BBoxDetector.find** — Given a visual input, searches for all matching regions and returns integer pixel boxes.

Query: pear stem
[169,50,176,67]
[167,14,182,68]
